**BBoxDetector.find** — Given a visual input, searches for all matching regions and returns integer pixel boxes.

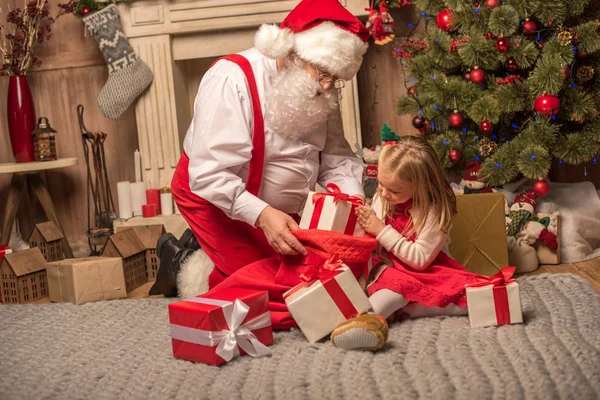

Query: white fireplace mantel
[118,0,368,188]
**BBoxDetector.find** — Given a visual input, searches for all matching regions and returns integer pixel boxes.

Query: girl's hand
[356,206,385,237]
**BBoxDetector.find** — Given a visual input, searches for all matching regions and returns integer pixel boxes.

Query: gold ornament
[557,28,573,46]
[576,65,595,83]
[479,137,498,157]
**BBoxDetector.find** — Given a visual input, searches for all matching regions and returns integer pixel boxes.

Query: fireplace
[118,0,368,188]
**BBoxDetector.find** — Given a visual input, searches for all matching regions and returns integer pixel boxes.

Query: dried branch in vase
[0,0,75,76]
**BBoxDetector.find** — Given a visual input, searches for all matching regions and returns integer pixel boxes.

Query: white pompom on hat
[254,0,370,80]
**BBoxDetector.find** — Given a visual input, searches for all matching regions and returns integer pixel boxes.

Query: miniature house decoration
[115,225,165,282]
[28,221,64,262]
[0,248,49,304]
[101,229,147,292]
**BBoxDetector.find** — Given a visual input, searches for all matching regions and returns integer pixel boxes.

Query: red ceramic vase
[7,75,36,163]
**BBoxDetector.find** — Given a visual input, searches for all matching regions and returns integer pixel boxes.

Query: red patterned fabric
[367,200,480,308]
[210,230,377,329]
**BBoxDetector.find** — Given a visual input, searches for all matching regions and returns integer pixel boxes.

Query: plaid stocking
[83,5,153,119]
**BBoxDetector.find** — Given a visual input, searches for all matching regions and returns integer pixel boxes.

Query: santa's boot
[150,232,215,298]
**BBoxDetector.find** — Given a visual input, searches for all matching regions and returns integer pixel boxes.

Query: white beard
[264,59,339,142]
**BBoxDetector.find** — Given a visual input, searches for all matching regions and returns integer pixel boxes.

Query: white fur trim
[254,24,294,59]
[511,203,535,214]
[177,249,215,299]
[460,179,485,190]
[294,21,368,80]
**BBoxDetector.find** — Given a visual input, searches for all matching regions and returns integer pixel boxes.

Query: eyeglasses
[314,65,345,89]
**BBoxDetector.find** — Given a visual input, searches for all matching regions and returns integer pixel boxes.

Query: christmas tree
[393,0,600,191]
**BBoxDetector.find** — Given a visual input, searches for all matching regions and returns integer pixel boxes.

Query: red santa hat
[512,190,537,213]
[460,161,485,189]
[254,0,370,81]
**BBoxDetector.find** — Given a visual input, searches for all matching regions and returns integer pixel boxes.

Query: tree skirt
[0,274,598,400]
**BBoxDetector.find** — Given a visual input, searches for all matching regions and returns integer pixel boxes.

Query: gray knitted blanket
[0,274,599,400]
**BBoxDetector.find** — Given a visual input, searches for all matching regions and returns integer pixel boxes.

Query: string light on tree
[81,6,92,16]
[533,179,550,196]
[522,18,536,36]
[408,87,417,96]
[448,149,462,163]
[448,110,465,128]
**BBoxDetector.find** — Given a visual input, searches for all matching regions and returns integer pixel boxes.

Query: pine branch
[517,144,552,178]
[528,54,564,97]
[488,6,520,37]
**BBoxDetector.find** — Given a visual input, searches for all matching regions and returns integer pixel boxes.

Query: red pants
[171,154,277,288]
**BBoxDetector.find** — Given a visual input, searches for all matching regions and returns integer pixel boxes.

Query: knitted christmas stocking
[83,5,153,119]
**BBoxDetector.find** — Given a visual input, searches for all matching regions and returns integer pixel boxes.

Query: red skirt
[367,251,480,308]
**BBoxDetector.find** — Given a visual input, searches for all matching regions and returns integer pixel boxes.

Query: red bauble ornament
[485,0,500,7]
[408,87,417,96]
[534,94,561,116]
[576,49,588,59]
[533,179,550,196]
[412,116,426,129]
[522,19,537,36]
[496,36,510,52]
[436,9,454,31]
[561,67,571,79]
[81,6,92,16]
[470,67,486,84]
[418,120,429,133]
[448,149,462,164]
[448,110,465,128]
[479,120,493,134]
[505,57,519,72]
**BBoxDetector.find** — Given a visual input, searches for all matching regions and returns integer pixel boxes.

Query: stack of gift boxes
[167,186,524,366]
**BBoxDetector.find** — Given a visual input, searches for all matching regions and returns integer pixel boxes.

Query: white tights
[369,289,467,319]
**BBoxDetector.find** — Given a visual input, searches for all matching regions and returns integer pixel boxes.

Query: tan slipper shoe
[330,312,389,351]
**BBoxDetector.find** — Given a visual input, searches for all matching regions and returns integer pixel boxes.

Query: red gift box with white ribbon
[284,257,372,343]
[465,267,524,328]
[168,288,273,365]
[298,183,366,236]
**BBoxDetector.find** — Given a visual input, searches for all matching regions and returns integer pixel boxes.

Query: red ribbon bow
[312,183,366,208]
[464,266,516,289]
[465,266,517,326]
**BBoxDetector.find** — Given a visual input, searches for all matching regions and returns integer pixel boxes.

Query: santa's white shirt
[183,48,364,226]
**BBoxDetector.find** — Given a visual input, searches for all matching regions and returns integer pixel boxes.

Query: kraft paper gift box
[449,192,509,276]
[284,258,372,343]
[168,288,273,366]
[299,183,366,236]
[465,267,523,328]
[46,257,127,305]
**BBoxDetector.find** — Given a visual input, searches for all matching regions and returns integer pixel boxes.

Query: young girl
[330,135,481,350]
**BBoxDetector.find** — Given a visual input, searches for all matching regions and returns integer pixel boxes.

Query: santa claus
[151,0,374,332]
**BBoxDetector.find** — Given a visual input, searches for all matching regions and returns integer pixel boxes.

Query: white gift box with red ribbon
[299,183,366,236]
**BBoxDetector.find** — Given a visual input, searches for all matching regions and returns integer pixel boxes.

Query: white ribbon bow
[170,297,272,362]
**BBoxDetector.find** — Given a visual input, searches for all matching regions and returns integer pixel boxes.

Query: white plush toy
[505,190,559,273]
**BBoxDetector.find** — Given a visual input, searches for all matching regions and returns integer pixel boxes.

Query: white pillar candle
[134,149,142,183]
[130,181,147,216]
[160,189,173,216]
[117,181,133,219]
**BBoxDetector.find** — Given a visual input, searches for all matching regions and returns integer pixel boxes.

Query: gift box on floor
[46,257,127,305]
[450,192,509,276]
[465,267,523,328]
[168,288,273,366]
[299,183,366,236]
[284,257,372,343]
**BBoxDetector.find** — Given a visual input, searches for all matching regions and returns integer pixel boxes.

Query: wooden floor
[25,257,600,304]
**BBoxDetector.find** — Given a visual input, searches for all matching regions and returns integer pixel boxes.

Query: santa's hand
[256,206,308,256]
[356,206,385,237]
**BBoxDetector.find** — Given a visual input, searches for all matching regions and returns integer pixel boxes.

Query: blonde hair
[378,135,457,237]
